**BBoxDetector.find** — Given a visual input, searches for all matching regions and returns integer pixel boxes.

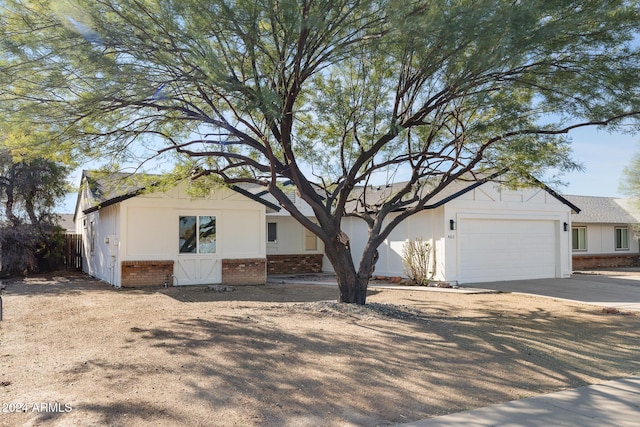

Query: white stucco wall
[351,208,446,280]
[442,184,573,283]
[80,204,119,285]
[265,215,324,255]
[571,222,640,255]
[78,181,266,287]
[333,183,574,284]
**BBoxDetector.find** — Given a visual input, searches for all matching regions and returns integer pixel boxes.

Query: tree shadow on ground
[157,283,381,303]
[67,301,640,426]
[2,273,381,303]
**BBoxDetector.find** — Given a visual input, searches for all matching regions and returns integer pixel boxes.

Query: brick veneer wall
[121,260,174,287]
[573,254,640,270]
[221,258,266,285]
[267,254,324,274]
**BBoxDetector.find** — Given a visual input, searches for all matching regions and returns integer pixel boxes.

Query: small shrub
[402,238,433,286]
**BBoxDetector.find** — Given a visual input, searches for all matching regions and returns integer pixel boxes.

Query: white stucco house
[242,173,581,285]
[74,170,581,287]
[565,195,640,269]
[74,171,280,287]
[334,177,580,284]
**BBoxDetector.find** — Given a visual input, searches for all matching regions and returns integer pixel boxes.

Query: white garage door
[458,219,557,283]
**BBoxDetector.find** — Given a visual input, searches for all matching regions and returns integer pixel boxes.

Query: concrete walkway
[397,376,640,426]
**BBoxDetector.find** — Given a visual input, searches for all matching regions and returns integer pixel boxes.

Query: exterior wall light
[450,219,456,231]
[564,222,569,232]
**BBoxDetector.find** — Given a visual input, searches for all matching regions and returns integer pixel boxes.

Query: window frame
[615,226,629,251]
[178,215,217,255]
[89,219,95,254]
[571,226,587,252]
[267,222,277,243]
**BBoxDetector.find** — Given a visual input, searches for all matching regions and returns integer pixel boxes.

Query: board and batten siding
[335,182,573,285]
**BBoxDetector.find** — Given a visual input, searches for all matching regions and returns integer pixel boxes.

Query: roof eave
[82,190,145,214]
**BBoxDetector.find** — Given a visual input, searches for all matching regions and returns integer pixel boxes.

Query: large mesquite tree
[1,0,639,303]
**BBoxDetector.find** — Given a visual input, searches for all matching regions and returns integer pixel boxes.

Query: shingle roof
[80,170,280,214]
[566,195,640,224]
[346,170,580,213]
[56,213,76,233]
[80,171,156,213]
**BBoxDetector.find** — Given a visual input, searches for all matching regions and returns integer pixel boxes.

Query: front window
[572,226,586,251]
[179,215,216,254]
[615,227,629,250]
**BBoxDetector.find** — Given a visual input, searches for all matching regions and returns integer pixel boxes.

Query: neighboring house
[74,171,280,287]
[76,170,581,287]
[55,213,76,234]
[565,195,640,269]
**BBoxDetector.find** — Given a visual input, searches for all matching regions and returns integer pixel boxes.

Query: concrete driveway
[468,271,640,312]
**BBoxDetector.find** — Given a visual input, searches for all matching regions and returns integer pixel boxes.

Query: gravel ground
[0,272,638,426]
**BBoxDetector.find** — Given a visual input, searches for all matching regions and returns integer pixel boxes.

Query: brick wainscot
[267,254,324,274]
[573,254,640,270]
[121,260,174,287]
[221,258,267,285]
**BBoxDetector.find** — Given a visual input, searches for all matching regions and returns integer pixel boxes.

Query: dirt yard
[1,272,638,427]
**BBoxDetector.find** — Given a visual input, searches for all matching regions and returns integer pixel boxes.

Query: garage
[458,218,557,283]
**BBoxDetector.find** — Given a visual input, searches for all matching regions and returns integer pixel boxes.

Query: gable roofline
[80,170,152,215]
[547,191,582,214]
[82,190,143,214]
[384,169,581,214]
[79,171,281,214]
[532,179,581,214]
[229,185,281,212]
[421,169,505,210]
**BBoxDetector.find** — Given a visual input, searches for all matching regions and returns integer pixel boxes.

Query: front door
[175,215,221,285]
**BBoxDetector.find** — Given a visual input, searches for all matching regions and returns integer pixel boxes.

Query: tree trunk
[4,181,20,226]
[25,195,38,225]
[325,232,370,305]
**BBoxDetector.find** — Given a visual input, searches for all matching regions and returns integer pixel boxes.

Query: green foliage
[0,149,71,225]
[621,143,640,199]
[1,1,638,187]
[1,0,640,302]
[34,225,67,273]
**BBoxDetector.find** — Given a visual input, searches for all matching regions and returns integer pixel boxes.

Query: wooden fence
[64,234,83,271]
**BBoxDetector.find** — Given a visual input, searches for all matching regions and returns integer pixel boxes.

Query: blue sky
[557,127,639,198]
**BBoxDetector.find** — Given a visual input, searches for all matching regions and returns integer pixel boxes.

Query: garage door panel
[459,219,556,283]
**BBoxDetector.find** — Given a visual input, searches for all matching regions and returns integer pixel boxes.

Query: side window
[615,227,629,251]
[89,220,95,254]
[572,226,586,251]
[267,222,277,243]
[179,215,216,254]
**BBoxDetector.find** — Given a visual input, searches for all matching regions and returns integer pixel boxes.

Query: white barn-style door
[175,214,221,285]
